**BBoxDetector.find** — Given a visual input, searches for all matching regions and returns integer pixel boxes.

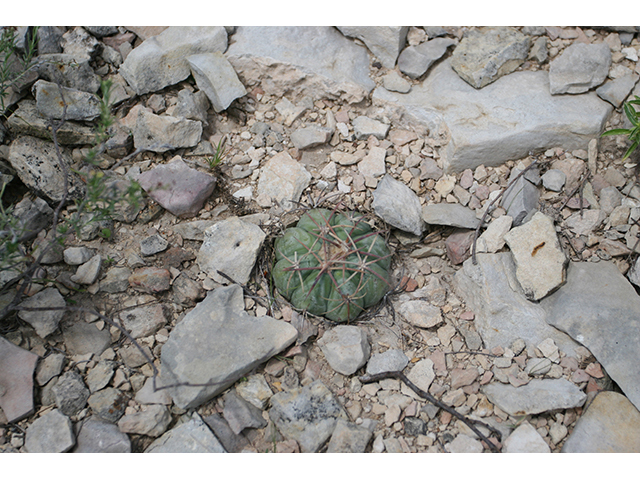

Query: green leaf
[601,128,632,137]
[625,102,639,126]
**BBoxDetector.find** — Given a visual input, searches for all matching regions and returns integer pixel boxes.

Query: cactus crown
[272,207,392,322]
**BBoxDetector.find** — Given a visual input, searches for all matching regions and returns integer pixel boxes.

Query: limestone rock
[337,26,408,68]
[160,285,298,409]
[74,416,131,453]
[549,43,612,94]
[187,52,246,112]
[256,151,311,209]
[119,304,170,339]
[52,370,90,417]
[366,349,409,375]
[451,27,531,89]
[597,74,640,108]
[422,203,480,229]
[17,287,66,338]
[32,80,101,121]
[503,421,550,453]
[372,174,424,236]
[326,419,375,453]
[352,116,390,140]
[504,212,567,301]
[36,53,101,93]
[24,409,75,453]
[476,215,513,253]
[398,37,457,79]
[0,336,39,423]
[397,300,443,329]
[290,125,333,150]
[317,325,371,376]
[500,167,540,226]
[146,413,226,453]
[117,404,171,437]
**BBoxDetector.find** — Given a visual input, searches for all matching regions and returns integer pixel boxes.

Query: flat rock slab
[0,336,39,423]
[146,413,226,453]
[422,203,480,229]
[33,80,101,121]
[503,421,550,453]
[562,391,640,452]
[504,212,567,301]
[269,379,348,452]
[227,27,375,104]
[17,287,66,338]
[483,378,586,416]
[374,60,612,173]
[256,151,311,210]
[161,285,298,409]
[187,52,246,113]
[74,416,131,453]
[454,253,581,356]
[372,174,424,236]
[541,261,640,412]
[119,26,228,95]
[549,42,611,95]
[24,409,75,453]
[138,156,216,217]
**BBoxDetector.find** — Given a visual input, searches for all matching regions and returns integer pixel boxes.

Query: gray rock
[35,353,65,386]
[61,321,111,356]
[275,98,308,126]
[373,60,612,173]
[0,336,39,423]
[17,287,66,338]
[422,203,480,229]
[7,100,98,145]
[85,361,115,393]
[160,285,298,409]
[223,390,267,434]
[187,52,246,112]
[564,209,605,236]
[137,156,215,218]
[12,196,53,243]
[397,300,443,329]
[326,419,375,453]
[483,379,586,416]
[352,116,390,140]
[63,246,96,266]
[119,26,228,95]
[549,43,612,94]
[74,416,131,453]
[100,266,132,294]
[52,370,90,416]
[202,413,250,453]
[503,422,550,453]
[476,215,513,254]
[172,219,218,241]
[226,27,374,104]
[528,36,549,63]
[119,304,169,339]
[118,344,153,369]
[61,26,99,60]
[84,26,119,38]
[70,254,102,285]
[269,380,348,453]
[87,387,127,423]
[372,174,424,236]
[36,53,101,93]
[135,377,173,406]
[172,274,205,305]
[541,261,640,411]
[366,349,409,375]
[398,37,457,79]
[171,88,210,123]
[24,409,75,453]
[121,106,202,153]
[504,212,567,301]
[448,434,484,453]
[37,26,63,54]
[541,169,567,192]
[451,27,530,89]
[117,404,171,437]
[454,253,581,356]
[8,135,84,203]
[197,216,265,285]
[32,80,101,121]
[381,71,411,93]
[337,26,408,68]
[317,325,371,376]
[290,125,333,150]
[256,150,311,209]
[406,359,435,394]
[596,74,640,107]
[30,229,64,265]
[235,374,274,410]
[501,167,540,226]
[140,234,168,256]
[562,391,640,452]
[146,413,226,453]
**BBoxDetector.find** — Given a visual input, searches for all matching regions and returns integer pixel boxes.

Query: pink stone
[450,367,479,390]
[429,350,447,374]
[389,129,418,147]
[460,169,474,189]
[585,362,605,378]
[445,229,475,265]
[479,371,493,385]
[128,267,171,294]
[0,336,39,423]
[459,311,475,321]
[571,369,591,383]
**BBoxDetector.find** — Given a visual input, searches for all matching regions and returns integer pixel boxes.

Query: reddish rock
[400,276,418,292]
[128,267,171,294]
[429,350,447,374]
[0,336,39,423]
[585,362,605,378]
[445,229,475,265]
[450,367,479,390]
[459,311,475,320]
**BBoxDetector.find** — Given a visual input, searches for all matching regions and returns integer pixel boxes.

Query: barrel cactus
[272,208,392,322]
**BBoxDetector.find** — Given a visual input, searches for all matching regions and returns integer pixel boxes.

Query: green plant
[205,135,228,170]
[601,95,640,160]
[0,26,39,112]
[271,207,392,323]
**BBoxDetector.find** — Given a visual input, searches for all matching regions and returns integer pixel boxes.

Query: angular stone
[63,247,95,266]
[128,267,171,294]
[326,419,375,453]
[269,380,348,453]
[135,377,172,406]
[541,169,567,192]
[170,88,210,123]
[146,413,226,453]
[33,80,101,121]
[337,26,408,68]
[222,390,267,434]
[187,52,246,112]
[12,196,53,243]
[227,27,374,104]
[140,234,168,256]
[87,387,127,423]
[74,416,131,453]
[454,253,581,356]
[52,370,90,416]
[24,409,75,453]
[8,135,84,203]
[406,359,435,394]
[0,336,39,422]
[503,422,550,453]
[358,146,386,185]
[197,216,265,285]
[235,374,273,410]
[317,325,371,376]
[372,174,424,236]
[85,361,115,393]
[476,215,513,254]
[117,404,171,437]
[541,261,640,411]
[397,300,443,329]
[35,353,65,387]
[445,229,476,265]
[564,209,605,236]
[381,71,411,93]
[71,254,102,285]
[119,304,169,339]
[448,434,484,453]
[451,27,531,89]
[366,349,409,375]
[500,167,540,226]
[17,287,66,338]
[373,60,612,173]
[398,37,457,79]
[549,43,612,94]
[121,106,202,153]
[256,151,312,210]
[503,212,567,301]
[99,267,132,294]
[290,125,333,150]
[202,413,250,453]
[422,203,480,229]
[61,321,111,356]
[161,285,298,409]
[483,379,586,416]
[353,116,390,140]
[119,26,228,95]
[36,53,101,93]
[562,391,640,453]
[597,74,640,108]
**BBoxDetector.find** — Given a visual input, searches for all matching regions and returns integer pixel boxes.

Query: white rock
[187,52,246,112]
[503,422,550,453]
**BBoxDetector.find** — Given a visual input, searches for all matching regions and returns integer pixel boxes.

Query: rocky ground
[2,26,640,453]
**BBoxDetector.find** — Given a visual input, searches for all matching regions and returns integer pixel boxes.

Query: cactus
[272,208,392,322]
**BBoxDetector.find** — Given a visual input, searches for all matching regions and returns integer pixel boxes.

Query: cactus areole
[272,208,392,322]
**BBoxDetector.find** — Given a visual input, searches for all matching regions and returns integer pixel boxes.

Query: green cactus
[272,208,392,322]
